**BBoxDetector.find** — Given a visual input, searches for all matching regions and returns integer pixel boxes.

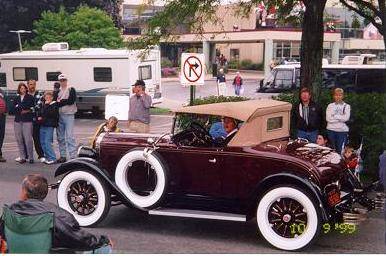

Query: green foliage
[227,59,239,69]
[0,0,122,53]
[28,6,124,49]
[192,95,249,105]
[161,57,173,68]
[275,91,386,176]
[351,14,361,29]
[239,59,264,70]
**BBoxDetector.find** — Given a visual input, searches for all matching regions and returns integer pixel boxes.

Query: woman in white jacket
[326,88,351,153]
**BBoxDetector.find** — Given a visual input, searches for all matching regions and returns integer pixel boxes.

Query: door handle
[208,158,216,163]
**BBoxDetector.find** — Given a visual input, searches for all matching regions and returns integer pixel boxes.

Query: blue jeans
[40,126,56,161]
[234,85,241,96]
[83,245,112,254]
[297,130,318,143]
[327,130,348,153]
[57,114,77,159]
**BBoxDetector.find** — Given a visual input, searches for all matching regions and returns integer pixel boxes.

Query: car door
[167,145,223,198]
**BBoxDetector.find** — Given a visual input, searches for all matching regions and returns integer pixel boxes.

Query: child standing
[38,91,59,164]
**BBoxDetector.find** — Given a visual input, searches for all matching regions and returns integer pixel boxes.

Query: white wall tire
[57,170,111,227]
[115,149,168,209]
[256,186,321,251]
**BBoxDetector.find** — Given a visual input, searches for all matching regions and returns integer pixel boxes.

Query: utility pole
[10,30,32,51]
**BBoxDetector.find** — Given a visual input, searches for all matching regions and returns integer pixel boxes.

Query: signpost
[180,53,205,105]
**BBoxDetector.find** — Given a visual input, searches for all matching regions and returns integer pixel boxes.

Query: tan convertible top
[176,99,292,146]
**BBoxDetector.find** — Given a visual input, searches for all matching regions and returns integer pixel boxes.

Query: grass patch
[150,107,172,115]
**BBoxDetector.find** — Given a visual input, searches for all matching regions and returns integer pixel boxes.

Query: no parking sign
[180,53,205,86]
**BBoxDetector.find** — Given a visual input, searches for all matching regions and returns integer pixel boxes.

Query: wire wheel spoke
[67,180,98,216]
[268,197,308,238]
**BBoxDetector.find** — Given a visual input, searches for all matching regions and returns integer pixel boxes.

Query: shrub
[228,59,239,69]
[275,90,386,177]
[161,57,173,68]
[239,59,264,70]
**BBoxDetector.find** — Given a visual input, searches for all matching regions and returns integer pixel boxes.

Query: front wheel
[256,186,321,251]
[57,170,111,227]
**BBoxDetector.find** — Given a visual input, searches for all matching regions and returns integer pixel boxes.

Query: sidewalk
[161,70,264,83]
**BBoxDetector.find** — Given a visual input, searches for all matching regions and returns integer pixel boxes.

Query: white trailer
[0,44,162,115]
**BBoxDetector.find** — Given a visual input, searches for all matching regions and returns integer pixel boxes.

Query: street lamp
[9,30,32,52]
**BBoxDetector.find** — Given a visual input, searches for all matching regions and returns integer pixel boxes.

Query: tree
[351,14,361,29]
[0,0,122,53]
[134,0,328,100]
[339,0,386,48]
[28,6,124,49]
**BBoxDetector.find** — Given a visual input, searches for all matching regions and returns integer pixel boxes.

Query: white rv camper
[0,43,162,115]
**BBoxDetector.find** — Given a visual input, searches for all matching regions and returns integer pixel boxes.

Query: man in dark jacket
[0,174,112,253]
[0,89,6,162]
[293,87,324,143]
[27,80,45,161]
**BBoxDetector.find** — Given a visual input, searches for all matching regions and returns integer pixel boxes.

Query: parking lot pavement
[0,115,385,253]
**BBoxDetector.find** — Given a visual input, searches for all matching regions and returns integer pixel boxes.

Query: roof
[176,99,292,121]
[0,48,158,59]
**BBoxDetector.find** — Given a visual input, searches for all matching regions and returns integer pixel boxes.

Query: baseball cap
[58,74,67,80]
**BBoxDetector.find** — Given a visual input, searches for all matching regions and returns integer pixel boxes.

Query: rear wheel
[256,186,321,251]
[57,170,111,227]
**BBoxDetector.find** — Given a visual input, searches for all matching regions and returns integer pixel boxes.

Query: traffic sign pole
[190,84,196,106]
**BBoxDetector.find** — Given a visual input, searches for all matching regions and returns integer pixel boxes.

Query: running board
[148,208,246,222]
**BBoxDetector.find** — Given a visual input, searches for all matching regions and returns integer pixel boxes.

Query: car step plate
[148,208,246,222]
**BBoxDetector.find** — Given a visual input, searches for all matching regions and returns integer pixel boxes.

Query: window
[0,73,6,87]
[123,27,141,35]
[139,65,152,80]
[94,67,112,82]
[267,116,283,131]
[13,67,38,81]
[46,72,61,81]
[230,49,240,61]
[274,69,293,89]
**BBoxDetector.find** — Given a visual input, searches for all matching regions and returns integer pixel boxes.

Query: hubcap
[268,198,308,238]
[67,180,98,216]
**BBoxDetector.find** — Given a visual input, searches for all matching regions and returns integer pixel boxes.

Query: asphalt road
[0,114,385,253]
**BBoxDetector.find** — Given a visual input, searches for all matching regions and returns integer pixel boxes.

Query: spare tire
[115,148,168,209]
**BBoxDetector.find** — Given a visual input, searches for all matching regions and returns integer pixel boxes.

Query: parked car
[53,99,378,251]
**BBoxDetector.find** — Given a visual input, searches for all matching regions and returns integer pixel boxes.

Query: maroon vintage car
[54,99,378,251]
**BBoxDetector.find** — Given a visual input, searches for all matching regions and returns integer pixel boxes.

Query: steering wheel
[189,122,213,146]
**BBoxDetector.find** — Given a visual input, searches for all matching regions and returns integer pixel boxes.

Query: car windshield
[172,113,243,147]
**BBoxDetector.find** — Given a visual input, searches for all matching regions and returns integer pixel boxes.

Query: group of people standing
[0,74,77,164]
[294,87,351,153]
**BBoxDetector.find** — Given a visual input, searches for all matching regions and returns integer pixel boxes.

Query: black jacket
[57,87,76,107]
[39,102,59,127]
[30,91,44,122]
[13,94,34,123]
[0,199,108,251]
[293,101,324,132]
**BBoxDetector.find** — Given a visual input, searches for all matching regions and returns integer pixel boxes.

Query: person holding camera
[128,80,152,133]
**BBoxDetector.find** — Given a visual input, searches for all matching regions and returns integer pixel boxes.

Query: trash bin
[212,64,218,77]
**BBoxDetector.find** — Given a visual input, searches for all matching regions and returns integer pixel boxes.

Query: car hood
[285,140,347,177]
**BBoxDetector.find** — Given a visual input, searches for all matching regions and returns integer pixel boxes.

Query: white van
[0,43,162,115]
[258,62,386,93]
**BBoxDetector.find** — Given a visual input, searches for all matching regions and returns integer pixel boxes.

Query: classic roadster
[54,99,378,251]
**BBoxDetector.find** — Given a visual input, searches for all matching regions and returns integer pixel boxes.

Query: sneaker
[39,157,46,163]
[0,156,6,162]
[44,160,55,165]
[56,157,67,164]
[29,159,34,164]
[16,158,26,164]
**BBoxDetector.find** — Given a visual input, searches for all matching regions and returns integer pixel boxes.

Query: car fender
[249,172,328,222]
[54,157,135,208]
